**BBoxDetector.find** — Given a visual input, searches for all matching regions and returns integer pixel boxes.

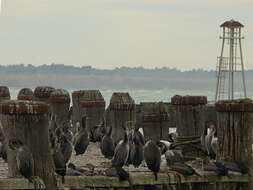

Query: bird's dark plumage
[74,116,89,156]
[144,140,161,180]
[130,131,144,168]
[112,130,129,167]
[101,126,115,159]
[60,135,72,164]
[53,146,66,184]
[204,161,228,176]
[170,162,200,176]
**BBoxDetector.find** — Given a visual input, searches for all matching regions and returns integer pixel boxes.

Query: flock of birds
[0,111,250,188]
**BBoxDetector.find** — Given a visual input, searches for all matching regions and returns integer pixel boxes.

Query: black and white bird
[74,116,89,156]
[143,140,161,181]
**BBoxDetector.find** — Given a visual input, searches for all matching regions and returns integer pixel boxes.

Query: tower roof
[220,19,244,28]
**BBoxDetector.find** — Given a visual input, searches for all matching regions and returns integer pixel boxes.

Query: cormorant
[67,163,83,176]
[100,126,115,159]
[111,128,129,167]
[74,116,89,156]
[169,162,200,176]
[53,144,66,183]
[143,140,161,180]
[0,140,7,162]
[223,161,249,175]
[130,129,144,168]
[8,139,34,182]
[204,161,228,176]
[165,149,184,166]
[62,123,73,143]
[59,134,72,164]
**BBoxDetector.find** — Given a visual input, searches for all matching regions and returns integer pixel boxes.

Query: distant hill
[0,64,252,92]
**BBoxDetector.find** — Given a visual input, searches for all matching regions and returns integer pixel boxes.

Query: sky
[0,0,252,70]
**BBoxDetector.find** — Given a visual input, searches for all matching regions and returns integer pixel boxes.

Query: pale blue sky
[0,0,252,70]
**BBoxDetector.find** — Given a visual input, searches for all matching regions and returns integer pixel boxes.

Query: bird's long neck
[123,131,128,143]
[107,126,112,136]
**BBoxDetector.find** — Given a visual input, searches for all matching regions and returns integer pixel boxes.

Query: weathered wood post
[49,89,70,127]
[140,102,170,142]
[215,99,253,190]
[171,95,207,137]
[33,86,55,105]
[72,90,85,129]
[0,86,10,102]
[79,90,105,140]
[0,100,57,190]
[107,92,135,144]
[17,88,33,101]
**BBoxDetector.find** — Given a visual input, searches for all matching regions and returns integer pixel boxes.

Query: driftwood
[0,100,57,190]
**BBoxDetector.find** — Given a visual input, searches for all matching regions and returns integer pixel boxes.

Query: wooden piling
[49,89,70,127]
[0,100,57,190]
[0,86,10,102]
[215,99,253,163]
[107,92,135,144]
[33,86,55,103]
[216,99,253,190]
[17,88,33,101]
[72,90,105,137]
[140,102,170,142]
[171,95,207,137]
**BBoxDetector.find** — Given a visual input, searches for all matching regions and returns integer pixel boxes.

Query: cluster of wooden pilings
[0,86,252,190]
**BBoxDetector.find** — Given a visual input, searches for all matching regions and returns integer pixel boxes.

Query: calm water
[9,87,253,104]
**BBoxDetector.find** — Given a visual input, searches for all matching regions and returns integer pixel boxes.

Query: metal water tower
[215,19,247,101]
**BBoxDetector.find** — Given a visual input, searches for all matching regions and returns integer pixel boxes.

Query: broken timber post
[0,100,57,190]
[0,86,10,102]
[107,92,135,144]
[17,88,33,101]
[215,99,253,190]
[171,95,207,157]
[49,89,70,127]
[79,90,105,140]
[171,95,207,137]
[33,86,55,114]
[140,102,170,142]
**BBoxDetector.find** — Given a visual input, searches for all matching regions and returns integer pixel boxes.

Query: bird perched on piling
[59,134,72,164]
[111,127,129,167]
[223,161,249,175]
[143,140,161,181]
[129,125,144,168]
[204,161,228,176]
[0,140,7,162]
[74,116,89,156]
[8,139,34,182]
[62,122,73,143]
[53,144,66,184]
[100,126,115,159]
[169,162,201,176]
[165,149,184,166]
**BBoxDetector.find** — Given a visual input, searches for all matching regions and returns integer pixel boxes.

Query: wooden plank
[0,178,45,190]
[63,172,249,188]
